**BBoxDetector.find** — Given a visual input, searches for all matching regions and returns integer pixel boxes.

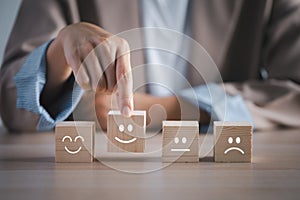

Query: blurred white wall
[0,0,22,127]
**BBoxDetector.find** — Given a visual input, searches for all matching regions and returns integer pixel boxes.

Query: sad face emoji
[224,136,244,155]
[214,122,252,163]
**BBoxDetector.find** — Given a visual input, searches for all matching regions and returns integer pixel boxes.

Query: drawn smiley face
[224,136,244,155]
[114,123,136,144]
[107,110,146,152]
[62,135,85,154]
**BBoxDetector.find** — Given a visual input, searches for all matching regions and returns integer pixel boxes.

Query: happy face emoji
[62,135,85,154]
[107,110,146,152]
[114,123,136,144]
[55,121,95,163]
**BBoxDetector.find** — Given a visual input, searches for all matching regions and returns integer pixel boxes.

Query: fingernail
[130,97,134,110]
[122,106,131,117]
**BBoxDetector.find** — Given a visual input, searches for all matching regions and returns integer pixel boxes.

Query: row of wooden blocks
[55,110,252,163]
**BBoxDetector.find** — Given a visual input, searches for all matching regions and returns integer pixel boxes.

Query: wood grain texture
[55,121,95,163]
[162,121,199,163]
[107,110,146,152]
[1,128,300,200]
[214,121,252,163]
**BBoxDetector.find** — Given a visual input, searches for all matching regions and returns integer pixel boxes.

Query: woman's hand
[95,92,211,130]
[95,92,172,130]
[44,22,133,116]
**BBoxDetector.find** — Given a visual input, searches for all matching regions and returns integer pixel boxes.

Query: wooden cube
[162,121,199,163]
[214,121,252,163]
[55,121,95,163]
[107,110,146,152]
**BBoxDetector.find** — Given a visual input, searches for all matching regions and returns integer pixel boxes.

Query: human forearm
[165,95,210,124]
[134,93,210,127]
[42,22,134,118]
[224,80,300,129]
[41,36,72,111]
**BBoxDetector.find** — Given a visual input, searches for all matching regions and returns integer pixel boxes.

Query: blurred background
[0,0,22,127]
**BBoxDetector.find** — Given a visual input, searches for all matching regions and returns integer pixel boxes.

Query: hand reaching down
[45,22,133,117]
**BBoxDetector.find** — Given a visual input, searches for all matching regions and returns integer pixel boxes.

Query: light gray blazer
[0,0,300,131]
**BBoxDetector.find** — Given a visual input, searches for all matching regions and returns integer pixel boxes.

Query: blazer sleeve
[224,0,300,130]
[0,0,80,132]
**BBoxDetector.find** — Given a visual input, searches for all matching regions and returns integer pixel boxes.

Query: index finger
[116,41,134,117]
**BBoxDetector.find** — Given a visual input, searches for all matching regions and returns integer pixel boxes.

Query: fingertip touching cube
[107,110,146,152]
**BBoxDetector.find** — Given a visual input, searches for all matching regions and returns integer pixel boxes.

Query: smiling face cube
[162,121,199,163]
[107,110,146,152]
[214,122,252,163]
[55,121,95,163]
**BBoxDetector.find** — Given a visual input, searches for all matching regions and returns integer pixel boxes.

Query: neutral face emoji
[62,135,85,155]
[171,136,190,152]
[162,121,199,163]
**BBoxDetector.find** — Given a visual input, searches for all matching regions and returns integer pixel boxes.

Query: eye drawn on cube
[107,110,146,152]
[162,121,199,163]
[55,121,95,163]
[214,121,252,163]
